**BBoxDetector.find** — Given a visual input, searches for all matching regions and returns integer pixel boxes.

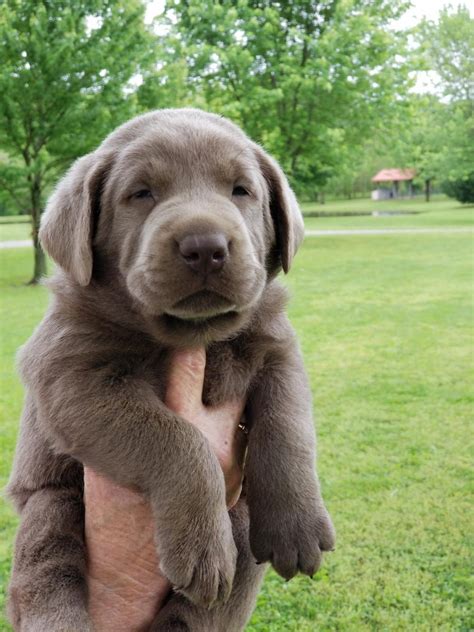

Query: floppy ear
[39,151,111,286]
[255,147,305,274]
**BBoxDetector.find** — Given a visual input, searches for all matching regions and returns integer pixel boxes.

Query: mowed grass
[1,220,473,629]
[301,194,456,214]
[0,222,32,242]
[302,196,474,231]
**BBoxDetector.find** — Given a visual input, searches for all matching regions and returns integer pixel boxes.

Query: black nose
[179,233,229,275]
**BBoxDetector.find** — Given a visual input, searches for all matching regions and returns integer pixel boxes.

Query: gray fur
[7,109,335,631]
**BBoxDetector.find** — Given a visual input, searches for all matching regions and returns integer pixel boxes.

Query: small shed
[371,168,416,200]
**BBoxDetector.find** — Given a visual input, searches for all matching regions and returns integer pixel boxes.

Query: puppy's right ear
[40,151,112,286]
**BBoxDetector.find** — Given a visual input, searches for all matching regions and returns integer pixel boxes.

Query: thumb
[165,348,206,416]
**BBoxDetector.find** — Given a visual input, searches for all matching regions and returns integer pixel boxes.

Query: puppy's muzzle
[179,233,229,276]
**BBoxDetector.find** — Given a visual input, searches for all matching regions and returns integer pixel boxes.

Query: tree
[0,153,31,215]
[324,5,474,202]
[418,6,474,195]
[157,0,412,198]
[420,4,474,105]
[388,96,447,201]
[0,0,154,283]
[442,172,474,203]
[309,95,440,201]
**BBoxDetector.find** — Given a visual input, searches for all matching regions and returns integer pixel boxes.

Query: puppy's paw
[159,513,237,608]
[249,503,335,580]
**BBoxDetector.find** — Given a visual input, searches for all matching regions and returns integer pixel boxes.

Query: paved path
[0,227,472,250]
[0,239,32,249]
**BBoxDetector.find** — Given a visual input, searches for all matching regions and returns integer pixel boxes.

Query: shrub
[442,173,474,203]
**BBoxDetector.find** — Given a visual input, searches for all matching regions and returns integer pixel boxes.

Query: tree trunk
[29,232,47,284]
[425,178,431,202]
[28,178,47,284]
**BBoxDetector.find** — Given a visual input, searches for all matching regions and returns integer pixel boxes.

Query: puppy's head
[40,109,304,345]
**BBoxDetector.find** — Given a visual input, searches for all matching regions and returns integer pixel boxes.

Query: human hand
[164,348,247,508]
[86,348,247,631]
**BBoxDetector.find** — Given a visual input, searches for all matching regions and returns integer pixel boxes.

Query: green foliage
[443,172,474,203]
[420,4,474,104]
[323,6,474,200]
[417,6,474,185]
[0,0,155,279]
[324,88,471,201]
[435,104,474,183]
[136,35,200,110]
[0,155,30,215]
[0,0,154,170]
[159,0,412,196]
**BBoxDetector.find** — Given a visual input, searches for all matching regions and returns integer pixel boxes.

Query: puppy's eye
[132,189,153,200]
[232,185,249,197]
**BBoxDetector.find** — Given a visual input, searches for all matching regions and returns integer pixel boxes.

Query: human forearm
[86,469,169,631]
[86,349,247,630]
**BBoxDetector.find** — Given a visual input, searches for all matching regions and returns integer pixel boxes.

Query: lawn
[0,222,32,242]
[302,196,474,231]
[0,212,473,630]
[301,194,456,214]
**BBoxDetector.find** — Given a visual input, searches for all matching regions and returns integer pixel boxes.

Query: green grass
[1,214,473,629]
[0,217,29,225]
[0,222,32,242]
[301,194,454,213]
[302,196,474,231]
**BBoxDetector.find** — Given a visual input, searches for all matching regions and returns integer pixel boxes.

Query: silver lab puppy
[7,109,335,632]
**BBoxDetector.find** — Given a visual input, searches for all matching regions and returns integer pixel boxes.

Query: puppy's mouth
[165,290,237,323]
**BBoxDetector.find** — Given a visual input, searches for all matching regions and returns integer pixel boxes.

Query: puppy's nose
[179,233,229,275]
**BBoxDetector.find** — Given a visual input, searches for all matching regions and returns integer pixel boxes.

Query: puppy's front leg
[245,341,335,580]
[35,364,237,607]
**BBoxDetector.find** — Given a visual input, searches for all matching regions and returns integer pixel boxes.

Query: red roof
[372,168,416,182]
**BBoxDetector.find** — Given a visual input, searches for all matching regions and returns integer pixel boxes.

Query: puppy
[7,109,335,632]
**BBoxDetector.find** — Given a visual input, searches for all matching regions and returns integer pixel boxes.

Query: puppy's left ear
[255,147,305,273]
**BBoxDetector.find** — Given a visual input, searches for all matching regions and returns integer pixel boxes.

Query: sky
[145,0,474,26]
[396,0,473,27]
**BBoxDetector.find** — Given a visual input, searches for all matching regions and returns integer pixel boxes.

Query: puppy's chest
[201,340,263,406]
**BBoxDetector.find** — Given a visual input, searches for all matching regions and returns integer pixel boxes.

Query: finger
[212,398,246,425]
[226,480,243,510]
[165,348,206,414]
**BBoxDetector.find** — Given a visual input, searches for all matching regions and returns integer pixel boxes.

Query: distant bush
[442,173,474,203]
